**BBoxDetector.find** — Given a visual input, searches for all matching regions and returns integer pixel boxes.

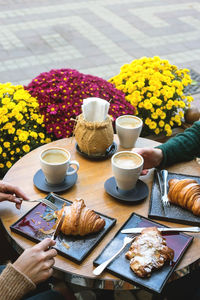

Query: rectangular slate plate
[10,193,116,264]
[148,171,200,226]
[93,213,193,294]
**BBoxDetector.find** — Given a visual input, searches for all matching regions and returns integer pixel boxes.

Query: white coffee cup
[116,115,143,148]
[111,151,144,191]
[40,147,79,185]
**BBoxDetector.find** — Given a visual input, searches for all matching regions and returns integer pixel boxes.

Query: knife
[51,211,65,240]
[121,226,200,234]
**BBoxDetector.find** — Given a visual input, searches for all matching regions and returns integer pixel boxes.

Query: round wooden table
[1,136,200,290]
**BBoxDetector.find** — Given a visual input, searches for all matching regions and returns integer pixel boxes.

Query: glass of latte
[40,147,79,185]
[111,151,144,191]
[116,115,143,148]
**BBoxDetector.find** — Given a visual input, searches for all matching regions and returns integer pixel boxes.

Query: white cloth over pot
[82,97,110,122]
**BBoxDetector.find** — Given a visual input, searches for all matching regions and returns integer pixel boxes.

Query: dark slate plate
[10,193,116,264]
[148,171,200,226]
[93,213,193,294]
[104,177,149,203]
[33,167,77,193]
[75,142,117,161]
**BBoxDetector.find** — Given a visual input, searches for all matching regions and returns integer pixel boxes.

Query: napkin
[82,97,110,122]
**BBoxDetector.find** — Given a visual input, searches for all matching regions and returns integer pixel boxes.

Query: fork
[17,197,58,211]
[161,169,170,207]
[93,235,135,276]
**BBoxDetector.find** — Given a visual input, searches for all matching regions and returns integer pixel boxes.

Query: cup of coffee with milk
[112,151,144,191]
[116,115,143,148]
[40,147,79,185]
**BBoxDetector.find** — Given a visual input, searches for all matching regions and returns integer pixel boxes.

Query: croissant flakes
[125,227,174,278]
[55,199,105,236]
[168,178,200,216]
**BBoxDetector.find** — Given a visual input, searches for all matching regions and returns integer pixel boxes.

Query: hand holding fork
[17,197,58,211]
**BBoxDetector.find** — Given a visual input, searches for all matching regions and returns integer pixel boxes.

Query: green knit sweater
[156,121,200,168]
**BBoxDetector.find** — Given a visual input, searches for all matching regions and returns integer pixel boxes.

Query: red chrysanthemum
[25,69,135,138]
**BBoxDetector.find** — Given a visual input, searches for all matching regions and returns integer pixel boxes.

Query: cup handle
[67,160,79,175]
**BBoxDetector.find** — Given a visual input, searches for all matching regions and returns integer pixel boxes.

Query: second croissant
[168,178,200,216]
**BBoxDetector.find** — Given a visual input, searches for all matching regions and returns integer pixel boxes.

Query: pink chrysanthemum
[26,69,135,138]
[47,104,58,115]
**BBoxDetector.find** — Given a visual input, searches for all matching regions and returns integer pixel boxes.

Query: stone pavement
[0,0,200,91]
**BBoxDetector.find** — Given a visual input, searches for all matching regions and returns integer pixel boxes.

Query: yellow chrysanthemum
[159,120,165,127]
[166,129,172,136]
[179,101,186,108]
[30,131,38,139]
[109,56,193,136]
[145,118,151,125]
[174,115,181,123]
[160,112,166,120]
[39,132,45,139]
[144,100,153,110]
[166,103,172,110]
[6,161,12,168]
[151,112,158,119]
[138,102,144,108]
[15,113,23,121]
[149,121,157,130]
[164,124,171,131]
[2,97,10,105]
[18,131,29,142]
[45,138,51,143]
[187,96,193,102]
[0,82,54,176]
[179,111,184,118]
[155,128,160,135]
[22,145,30,153]
[3,142,10,148]
[7,102,15,110]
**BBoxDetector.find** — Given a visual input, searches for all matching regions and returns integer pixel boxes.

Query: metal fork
[18,197,58,211]
[93,235,135,276]
[161,169,170,207]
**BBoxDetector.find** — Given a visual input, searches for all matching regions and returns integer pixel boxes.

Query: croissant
[55,199,105,236]
[168,178,200,216]
[125,227,174,278]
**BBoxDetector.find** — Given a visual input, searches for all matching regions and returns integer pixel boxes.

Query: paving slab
[0,0,199,85]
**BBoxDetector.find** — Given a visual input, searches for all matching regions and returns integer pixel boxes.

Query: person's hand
[0,181,29,209]
[133,147,163,175]
[13,238,57,285]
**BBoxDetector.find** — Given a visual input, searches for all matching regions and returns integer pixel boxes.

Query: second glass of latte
[116,115,143,149]
[111,151,144,192]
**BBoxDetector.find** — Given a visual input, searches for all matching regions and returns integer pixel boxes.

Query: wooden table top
[1,135,200,289]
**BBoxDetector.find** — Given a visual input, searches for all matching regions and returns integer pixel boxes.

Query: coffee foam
[118,117,141,129]
[114,153,142,169]
[42,149,69,164]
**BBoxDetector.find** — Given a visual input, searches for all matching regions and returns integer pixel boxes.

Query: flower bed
[26,69,135,139]
[0,83,54,177]
[1,59,195,177]
[109,56,194,136]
